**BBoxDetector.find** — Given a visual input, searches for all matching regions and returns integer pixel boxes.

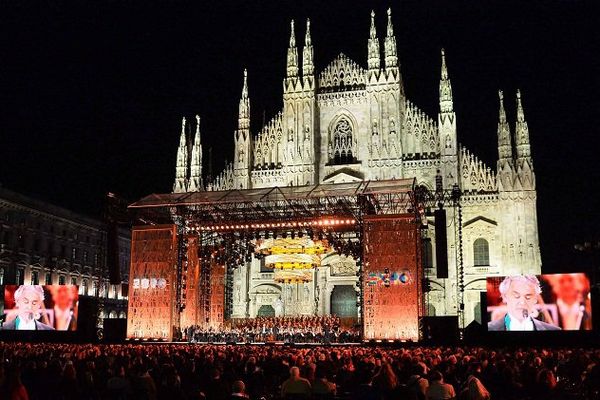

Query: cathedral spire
[286,20,298,78]
[497,90,515,192]
[439,48,453,115]
[234,69,252,189]
[188,115,203,192]
[514,89,535,190]
[515,89,531,160]
[384,8,398,70]
[302,19,314,77]
[497,90,512,162]
[367,10,381,71]
[238,69,250,131]
[173,117,188,193]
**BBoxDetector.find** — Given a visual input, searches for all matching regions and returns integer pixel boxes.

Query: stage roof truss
[129,179,433,229]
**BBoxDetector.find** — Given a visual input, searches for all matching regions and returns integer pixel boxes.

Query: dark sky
[0,0,597,272]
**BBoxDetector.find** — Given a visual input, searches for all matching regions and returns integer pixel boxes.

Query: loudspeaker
[422,316,458,344]
[76,296,99,343]
[103,318,127,343]
[434,209,448,279]
[107,223,121,284]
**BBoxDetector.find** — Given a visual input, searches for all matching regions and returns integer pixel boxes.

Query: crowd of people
[0,342,599,399]
[185,316,361,344]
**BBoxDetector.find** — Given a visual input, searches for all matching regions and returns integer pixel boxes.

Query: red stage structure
[126,179,452,341]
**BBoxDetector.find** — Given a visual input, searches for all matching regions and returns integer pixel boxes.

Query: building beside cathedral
[0,185,130,324]
[171,9,540,325]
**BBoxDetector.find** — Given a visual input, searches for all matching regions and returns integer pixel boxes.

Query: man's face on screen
[505,280,537,322]
[16,290,43,321]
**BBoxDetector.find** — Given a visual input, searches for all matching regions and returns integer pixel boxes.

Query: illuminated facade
[0,186,130,323]
[172,9,540,325]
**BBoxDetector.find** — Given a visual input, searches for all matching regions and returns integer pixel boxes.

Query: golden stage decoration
[273,269,312,284]
[256,237,328,256]
[256,237,330,272]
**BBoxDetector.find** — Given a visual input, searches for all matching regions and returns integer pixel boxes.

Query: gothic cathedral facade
[172,10,540,326]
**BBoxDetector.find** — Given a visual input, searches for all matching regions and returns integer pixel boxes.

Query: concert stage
[125,179,455,343]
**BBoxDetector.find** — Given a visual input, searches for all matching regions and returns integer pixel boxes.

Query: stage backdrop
[127,225,178,340]
[180,235,201,330]
[362,215,422,341]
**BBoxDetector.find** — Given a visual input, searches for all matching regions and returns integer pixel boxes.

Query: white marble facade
[231,254,357,319]
[173,9,541,326]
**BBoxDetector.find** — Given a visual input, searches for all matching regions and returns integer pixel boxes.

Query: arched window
[331,118,354,164]
[473,238,490,266]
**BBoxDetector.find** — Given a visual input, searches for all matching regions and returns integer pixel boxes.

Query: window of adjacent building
[60,245,66,258]
[93,281,99,296]
[17,267,25,285]
[422,239,433,268]
[0,230,11,245]
[72,247,77,260]
[473,238,490,267]
[83,250,88,264]
[45,273,52,285]
[0,267,4,285]
[71,277,77,286]
[81,279,88,295]
[18,234,25,249]
[94,253,99,266]
[31,270,39,285]
[59,275,66,285]
[33,236,41,253]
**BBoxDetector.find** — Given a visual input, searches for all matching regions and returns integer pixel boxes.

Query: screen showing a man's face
[504,279,538,323]
[16,289,43,323]
[2,285,80,332]
[487,273,593,332]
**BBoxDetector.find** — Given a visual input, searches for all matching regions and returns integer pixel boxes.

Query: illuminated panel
[180,235,201,330]
[208,261,225,329]
[362,215,421,341]
[126,225,177,340]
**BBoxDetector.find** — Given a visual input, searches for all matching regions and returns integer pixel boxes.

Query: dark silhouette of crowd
[0,342,599,399]
[185,316,360,344]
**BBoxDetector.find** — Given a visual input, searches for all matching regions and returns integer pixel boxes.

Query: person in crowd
[1,285,54,331]
[281,366,311,398]
[230,380,249,399]
[488,275,561,331]
[426,370,456,400]
[311,368,336,398]
[459,375,490,400]
[1,367,30,400]
[407,362,429,400]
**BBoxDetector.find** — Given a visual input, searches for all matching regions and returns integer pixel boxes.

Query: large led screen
[1,285,79,331]
[486,274,592,331]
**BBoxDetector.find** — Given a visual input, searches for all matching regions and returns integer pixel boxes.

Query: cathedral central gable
[319,53,366,92]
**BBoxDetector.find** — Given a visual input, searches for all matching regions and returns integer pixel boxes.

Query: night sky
[0,1,597,272]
